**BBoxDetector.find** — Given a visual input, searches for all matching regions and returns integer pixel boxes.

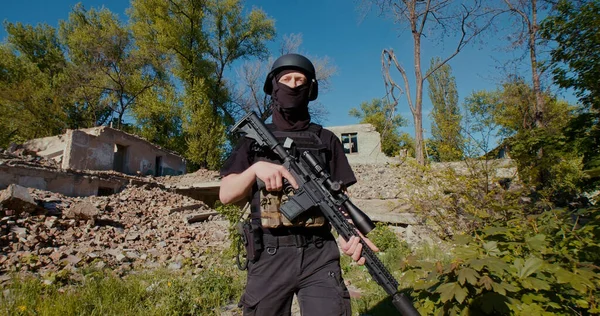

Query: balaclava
[271,69,311,131]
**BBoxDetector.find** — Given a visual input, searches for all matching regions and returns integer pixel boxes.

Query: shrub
[402,206,600,315]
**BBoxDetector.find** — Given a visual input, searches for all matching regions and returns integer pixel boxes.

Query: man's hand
[251,161,298,191]
[338,235,379,265]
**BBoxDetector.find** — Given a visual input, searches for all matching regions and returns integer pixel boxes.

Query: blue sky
[1,0,573,141]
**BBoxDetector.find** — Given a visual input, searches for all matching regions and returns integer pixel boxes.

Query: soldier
[219,53,378,316]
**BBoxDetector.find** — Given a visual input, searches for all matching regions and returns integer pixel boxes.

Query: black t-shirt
[220,127,357,188]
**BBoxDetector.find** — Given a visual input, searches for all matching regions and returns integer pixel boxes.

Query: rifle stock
[231,111,420,316]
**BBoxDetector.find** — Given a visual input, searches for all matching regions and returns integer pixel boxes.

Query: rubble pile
[1,147,61,169]
[157,168,220,187]
[348,160,518,200]
[349,163,410,199]
[0,184,230,279]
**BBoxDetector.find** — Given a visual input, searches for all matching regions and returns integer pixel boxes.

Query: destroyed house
[325,124,395,164]
[23,126,186,177]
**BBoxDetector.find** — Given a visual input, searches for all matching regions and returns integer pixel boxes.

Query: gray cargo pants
[238,232,351,316]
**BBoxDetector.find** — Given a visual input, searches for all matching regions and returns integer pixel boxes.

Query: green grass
[0,264,245,316]
[0,223,450,316]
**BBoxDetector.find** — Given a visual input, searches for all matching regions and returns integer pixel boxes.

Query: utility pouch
[237,220,263,269]
[235,203,262,270]
[260,188,325,228]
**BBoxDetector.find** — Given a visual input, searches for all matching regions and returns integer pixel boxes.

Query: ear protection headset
[263,53,319,101]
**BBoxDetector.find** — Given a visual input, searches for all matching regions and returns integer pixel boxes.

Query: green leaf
[468,259,485,271]
[516,257,544,279]
[483,241,501,256]
[457,267,480,286]
[576,268,597,280]
[521,293,549,303]
[453,234,472,245]
[435,282,468,303]
[525,234,547,252]
[521,277,551,291]
[491,282,506,295]
[576,299,589,308]
[481,257,510,275]
[436,282,457,303]
[500,282,519,293]
[400,269,424,285]
[478,275,494,291]
[553,267,573,284]
[483,226,508,236]
[569,273,595,293]
[547,302,561,309]
[454,285,468,304]
[455,246,479,260]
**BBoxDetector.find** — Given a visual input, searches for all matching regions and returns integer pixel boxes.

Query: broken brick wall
[0,164,123,197]
[22,134,67,161]
[326,124,396,164]
[62,127,185,176]
[62,129,113,172]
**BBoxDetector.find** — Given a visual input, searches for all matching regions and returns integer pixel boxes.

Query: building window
[341,133,358,154]
[155,156,163,176]
[97,187,114,196]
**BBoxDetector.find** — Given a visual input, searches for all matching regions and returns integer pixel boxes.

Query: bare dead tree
[501,0,554,129]
[279,33,303,56]
[232,33,336,124]
[370,0,499,165]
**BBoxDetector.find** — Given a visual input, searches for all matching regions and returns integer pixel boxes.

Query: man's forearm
[219,167,256,204]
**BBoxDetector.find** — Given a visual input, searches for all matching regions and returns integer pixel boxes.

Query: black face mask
[271,78,311,131]
[273,82,310,110]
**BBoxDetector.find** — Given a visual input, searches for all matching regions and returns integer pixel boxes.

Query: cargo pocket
[328,270,352,316]
[299,268,351,316]
[238,291,261,316]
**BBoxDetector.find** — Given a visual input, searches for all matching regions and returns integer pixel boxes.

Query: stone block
[0,184,37,215]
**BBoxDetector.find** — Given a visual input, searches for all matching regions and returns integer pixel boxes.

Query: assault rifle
[231,111,420,316]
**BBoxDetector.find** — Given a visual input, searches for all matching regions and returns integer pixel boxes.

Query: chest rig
[250,123,330,228]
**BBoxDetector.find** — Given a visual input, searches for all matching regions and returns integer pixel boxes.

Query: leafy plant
[368,222,406,253]
[402,206,600,315]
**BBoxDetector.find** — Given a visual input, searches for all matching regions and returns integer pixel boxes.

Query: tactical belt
[262,226,333,248]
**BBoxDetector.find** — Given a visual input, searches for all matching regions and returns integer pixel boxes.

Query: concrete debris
[0,184,230,280]
[63,201,100,222]
[157,169,219,187]
[185,212,220,224]
[168,203,209,214]
[0,184,38,215]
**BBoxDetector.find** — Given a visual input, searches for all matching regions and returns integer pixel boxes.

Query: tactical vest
[250,123,329,228]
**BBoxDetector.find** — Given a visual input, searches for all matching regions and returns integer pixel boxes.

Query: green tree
[349,98,409,157]
[0,22,68,146]
[498,0,555,129]
[541,0,600,183]
[462,90,503,159]
[541,0,600,109]
[205,0,275,124]
[59,4,159,130]
[129,0,274,169]
[464,80,579,201]
[426,57,464,162]
[462,89,506,194]
[131,84,186,154]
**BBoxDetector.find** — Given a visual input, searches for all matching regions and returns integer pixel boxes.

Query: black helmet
[263,53,318,101]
